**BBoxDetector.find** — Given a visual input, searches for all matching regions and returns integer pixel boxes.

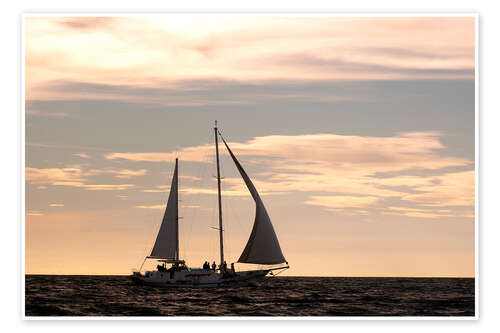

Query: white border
[474,13,479,319]
[20,12,478,321]
[21,11,26,320]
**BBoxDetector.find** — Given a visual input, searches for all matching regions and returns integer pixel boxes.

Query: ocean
[25,275,475,317]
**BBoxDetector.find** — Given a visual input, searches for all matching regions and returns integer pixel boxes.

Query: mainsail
[149,158,179,259]
[219,135,286,265]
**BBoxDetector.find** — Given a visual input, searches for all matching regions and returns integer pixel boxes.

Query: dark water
[25,275,475,317]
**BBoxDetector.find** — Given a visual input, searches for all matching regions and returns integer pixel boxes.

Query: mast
[214,121,224,267]
[175,158,179,260]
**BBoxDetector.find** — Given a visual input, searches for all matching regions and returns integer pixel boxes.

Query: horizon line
[25,273,475,279]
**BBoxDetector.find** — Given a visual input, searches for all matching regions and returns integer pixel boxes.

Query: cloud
[28,79,366,106]
[87,168,148,179]
[26,167,84,184]
[383,206,456,219]
[401,170,474,207]
[26,109,69,118]
[107,131,469,175]
[106,131,473,217]
[135,204,201,210]
[80,184,135,191]
[55,17,117,30]
[73,153,90,159]
[268,53,473,79]
[135,204,164,209]
[25,16,474,100]
[305,195,380,209]
[106,147,211,163]
[48,203,64,207]
[27,131,474,218]
[27,211,44,216]
[26,166,146,190]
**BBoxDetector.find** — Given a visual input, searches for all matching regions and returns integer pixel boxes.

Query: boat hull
[130,269,269,288]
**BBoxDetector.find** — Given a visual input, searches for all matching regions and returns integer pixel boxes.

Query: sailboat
[131,122,289,287]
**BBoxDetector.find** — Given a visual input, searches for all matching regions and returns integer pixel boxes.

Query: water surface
[25,275,475,317]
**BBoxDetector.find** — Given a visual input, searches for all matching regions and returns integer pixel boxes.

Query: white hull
[131,269,269,288]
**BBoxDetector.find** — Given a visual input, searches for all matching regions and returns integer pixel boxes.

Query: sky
[25,15,475,277]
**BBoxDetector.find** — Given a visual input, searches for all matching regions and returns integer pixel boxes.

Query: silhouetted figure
[231,262,235,274]
[212,261,216,271]
[222,261,227,272]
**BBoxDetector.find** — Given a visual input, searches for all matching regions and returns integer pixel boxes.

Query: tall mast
[214,121,224,267]
[175,158,179,261]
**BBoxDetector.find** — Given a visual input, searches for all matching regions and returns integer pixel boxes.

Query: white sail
[220,136,286,265]
[149,159,179,259]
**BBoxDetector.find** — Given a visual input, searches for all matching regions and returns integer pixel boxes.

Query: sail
[149,159,179,259]
[220,135,286,265]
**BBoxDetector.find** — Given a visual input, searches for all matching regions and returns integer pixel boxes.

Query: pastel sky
[25,15,475,277]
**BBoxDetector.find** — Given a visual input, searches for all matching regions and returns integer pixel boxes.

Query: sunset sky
[25,15,475,277]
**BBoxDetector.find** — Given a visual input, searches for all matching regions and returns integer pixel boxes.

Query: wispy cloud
[305,195,380,209]
[384,206,456,219]
[106,131,473,217]
[26,166,147,190]
[48,203,64,207]
[135,204,164,209]
[27,210,44,216]
[26,109,69,118]
[83,184,135,191]
[26,16,474,101]
[55,17,117,30]
[136,203,201,210]
[401,170,474,207]
[88,168,148,179]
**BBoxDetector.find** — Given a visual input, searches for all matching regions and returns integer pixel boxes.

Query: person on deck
[212,261,216,271]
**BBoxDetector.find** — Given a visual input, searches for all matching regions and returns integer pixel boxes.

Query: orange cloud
[82,184,135,191]
[27,167,84,184]
[401,170,475,207]
[27,211,44,216]
[25,16,475,101]
[135,204,164,210]
[135,204,202,210]
[106,131,473,218]
[26,166,146,190]
[88,168,148,179]
[26,109,69,117]
[105,147,211,163]
[305,195,380,209]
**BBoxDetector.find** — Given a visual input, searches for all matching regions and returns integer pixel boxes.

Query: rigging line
[202,142,217,263]
[222,191,232,262]
[199,128,214,263]
[217,131,250,263]
[259,267,288,286]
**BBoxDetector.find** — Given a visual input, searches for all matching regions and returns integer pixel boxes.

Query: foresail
[220,135,286,265]
[150,159,178,259]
